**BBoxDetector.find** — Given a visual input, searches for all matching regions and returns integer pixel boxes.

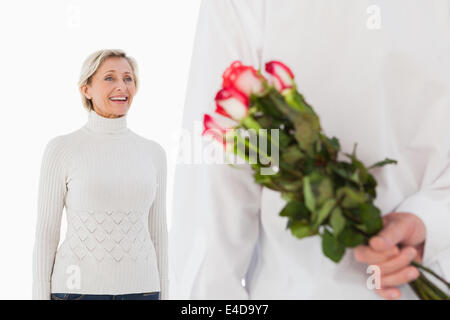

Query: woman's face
[82,57,136,118]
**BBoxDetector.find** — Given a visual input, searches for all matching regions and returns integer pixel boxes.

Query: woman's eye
[105,76,113,81]
[125,77,133,82]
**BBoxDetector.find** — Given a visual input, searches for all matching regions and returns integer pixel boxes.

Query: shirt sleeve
[395,161,450,283]
[394,94,450,284]
[148,142,169,299]
[170,0,265,299]
[32,137,67,300]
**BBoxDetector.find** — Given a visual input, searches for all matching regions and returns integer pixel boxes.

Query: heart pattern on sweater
[57,209,152,262]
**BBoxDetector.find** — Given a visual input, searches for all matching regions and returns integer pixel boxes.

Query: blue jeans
[51,292,160,300]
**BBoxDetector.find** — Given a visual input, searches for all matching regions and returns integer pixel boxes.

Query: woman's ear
[80,85,91,100]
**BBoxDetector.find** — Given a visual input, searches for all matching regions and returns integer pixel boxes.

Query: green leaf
[318,135,339,162]
[278,130,293,148]
[331,166,351,180]
[337,226,367,248]
[327,136,340,151]
[281,145,304,164]
[329,162,358,187]
[358,203,383,235]
[305,172,335,222]
[264,89,299,122]
[293,111,321,156]
[350,171,360,184]
[280,200,309,221]
[368,158,398,170]
[303,157,316,175]
[308,172,334,206]
[303,176,315,213]
[330,207,346,237]
[263,90,320,156]
[343,153,369,185]
[253,171,273,184]
[315,139,322,153]
[336,187,367,208]
[316,177,334,206]
[322,229,346,263]
[281,192,296,202]
[279,180,303,192]
[254,115,272,129]
[363,173,377,199]
[290,220,316,239]
[254,93,286,120]
[313,199,336,229]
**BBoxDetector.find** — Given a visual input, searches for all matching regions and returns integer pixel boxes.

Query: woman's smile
[109,95,129,104]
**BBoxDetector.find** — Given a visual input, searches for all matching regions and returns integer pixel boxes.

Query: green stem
[241,116,261,131]
[262,182,283,192]
[234,130,275,164]
[412,278,432,300]
[232,141,250,163]
[411,261,450,289]
[408,280,423,300]
[241,116,280,150]
[416,273,448,300]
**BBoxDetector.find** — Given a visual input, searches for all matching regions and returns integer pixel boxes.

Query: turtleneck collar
[84,110,129,135]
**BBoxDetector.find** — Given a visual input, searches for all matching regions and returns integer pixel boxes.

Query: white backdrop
[0,0,201,299]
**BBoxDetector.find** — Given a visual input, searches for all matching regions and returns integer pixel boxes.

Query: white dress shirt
[170,0,450,299]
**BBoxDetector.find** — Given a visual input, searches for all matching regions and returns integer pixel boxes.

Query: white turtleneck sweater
[32,110,168,300]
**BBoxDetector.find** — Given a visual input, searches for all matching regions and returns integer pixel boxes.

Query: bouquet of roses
[202,60,449,300]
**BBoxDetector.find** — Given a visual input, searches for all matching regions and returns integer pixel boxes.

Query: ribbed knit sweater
[32,110,168,300]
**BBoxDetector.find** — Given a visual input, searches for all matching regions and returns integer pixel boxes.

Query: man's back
[170,0,450,299]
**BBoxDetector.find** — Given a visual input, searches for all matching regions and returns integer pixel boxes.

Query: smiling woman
[78,50,139,118]
[32,49,169,300]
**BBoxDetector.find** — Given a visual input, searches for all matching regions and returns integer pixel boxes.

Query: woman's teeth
[110,97,127,101]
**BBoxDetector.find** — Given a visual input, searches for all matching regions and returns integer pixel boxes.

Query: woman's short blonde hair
[78,49,139,111]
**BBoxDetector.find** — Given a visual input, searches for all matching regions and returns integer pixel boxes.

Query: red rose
[265,60,295,92]
[215,87,249,121]
[202,114,234,149]
[222,61,265,97]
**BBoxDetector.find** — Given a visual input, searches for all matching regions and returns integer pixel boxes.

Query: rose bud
[265,60,295,92]
[215,87,249,121]
[202,114,235,150]
[222,61,265,97]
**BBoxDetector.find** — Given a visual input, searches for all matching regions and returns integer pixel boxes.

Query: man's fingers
[369,218,411,251]
[378,247,417,276]
[375,287,402,300]
[354,245,400,264]
[380,266,420,288]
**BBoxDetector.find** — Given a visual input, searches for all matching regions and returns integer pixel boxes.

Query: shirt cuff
[396,192,450,282]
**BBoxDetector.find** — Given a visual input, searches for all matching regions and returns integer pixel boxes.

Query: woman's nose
[115,80,127,91]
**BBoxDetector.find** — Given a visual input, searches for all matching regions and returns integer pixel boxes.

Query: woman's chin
[107,104,130,115]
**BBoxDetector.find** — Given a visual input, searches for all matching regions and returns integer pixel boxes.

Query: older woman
[32,49,168,300]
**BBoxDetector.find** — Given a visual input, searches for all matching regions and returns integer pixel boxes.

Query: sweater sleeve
[148,142,169,300]
[32,137,68,300]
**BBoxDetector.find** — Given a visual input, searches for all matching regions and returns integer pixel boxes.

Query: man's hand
[354,212,426,300]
